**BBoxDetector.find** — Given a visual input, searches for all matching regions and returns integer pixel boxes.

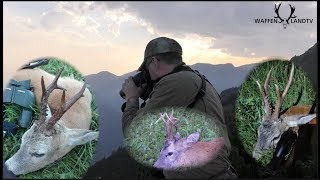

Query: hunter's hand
[122,77,144,101]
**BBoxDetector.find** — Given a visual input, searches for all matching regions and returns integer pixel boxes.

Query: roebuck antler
[159,109,179,141]
[41,68,86,128]
[252,64,316,160]
[154,109,225,170]
[5,67,98,175]
[37,68,86,132]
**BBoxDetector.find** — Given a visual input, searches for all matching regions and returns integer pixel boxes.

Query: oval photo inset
[3,57,99,179]
[124,106,226,171]
[235,59,316,170]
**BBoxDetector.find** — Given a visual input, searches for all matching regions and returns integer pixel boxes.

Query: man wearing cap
[121,37,236,178]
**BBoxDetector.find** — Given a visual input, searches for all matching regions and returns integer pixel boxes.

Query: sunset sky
[3,1,317,87]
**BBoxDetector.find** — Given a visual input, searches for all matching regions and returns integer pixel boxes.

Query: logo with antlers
[274,3,297,29]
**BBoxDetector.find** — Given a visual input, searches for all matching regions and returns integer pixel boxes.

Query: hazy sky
[3,1,317,87]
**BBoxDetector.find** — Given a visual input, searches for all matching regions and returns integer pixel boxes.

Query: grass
[3,57,99,179]
[235,59,316,167]
[123,106,224,167]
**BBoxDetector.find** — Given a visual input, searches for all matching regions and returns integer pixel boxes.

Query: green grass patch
[124,106,224,167]
[235,59,316,166]
[3,57,98,179]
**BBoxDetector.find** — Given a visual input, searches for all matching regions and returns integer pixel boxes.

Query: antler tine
[289,5,297,18]
[164,113,174,140]
[166,110,178,125]
[256,69,273,119]
[38,68,65,125]
[64,83,86,110]
[46,68,65,92]
[286,4,297,24]
[273,64,295,119]
[274,3,284,22]
[263,69,272,91]
[38,76,48,124]
[159,113,166,123]
[46,82,87,129]
[160,111,176,140]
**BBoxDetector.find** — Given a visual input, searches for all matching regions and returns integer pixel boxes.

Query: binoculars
[3,79,35,129]
[119,71,154,112]
[119,71,153,101]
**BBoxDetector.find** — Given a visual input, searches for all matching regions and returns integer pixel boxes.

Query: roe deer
[4,68,99,175]
[153,110,225,170]
[252,64,316,160]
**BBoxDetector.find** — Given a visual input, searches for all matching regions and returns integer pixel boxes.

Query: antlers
[159,109,178,140]
[38,68,65,125]
[274,3,284,23]
[256,63,295,120]
[274,3,297,28]
[287,4,297,24]
[273,64,294,119]
[256,69,273,119]
[38,68,86,130]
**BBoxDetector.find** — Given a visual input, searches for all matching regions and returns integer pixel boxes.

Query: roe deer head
[252,64,316,160]
[153,110,225,170]
[5,68,99,175]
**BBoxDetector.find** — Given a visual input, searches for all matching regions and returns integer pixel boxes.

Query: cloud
[4,1,317,77]
[117,2,317,57]
[55,1,95,17]
[40,10,74,31]
[6,16,36,31]
[73,16,100,34]
[100,3,156,36]
[54,2,156,37]
[107,22,121,37]
[41,1,316,62]
[4,3,35,31]
[158,33,264,66]
[40,2,102,37]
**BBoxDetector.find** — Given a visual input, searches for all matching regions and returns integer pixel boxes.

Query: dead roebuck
[252,64,316,160]
[153,110,225,170]
[5,68,99,175]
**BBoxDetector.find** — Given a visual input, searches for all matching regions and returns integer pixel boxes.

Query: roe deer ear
[66,129,99,146]
[185,132,200,146]
[285,114,317,127]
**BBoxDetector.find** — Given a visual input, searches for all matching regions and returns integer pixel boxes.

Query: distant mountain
[85,72,125,164]
[190,63,256,93]
[290,43,317,89]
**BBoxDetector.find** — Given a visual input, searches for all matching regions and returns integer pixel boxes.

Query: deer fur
[252,64,316,160]
[4,68,99,175]
[153,110,225,170]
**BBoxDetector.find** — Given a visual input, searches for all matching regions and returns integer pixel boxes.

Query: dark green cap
[138,37,182,71]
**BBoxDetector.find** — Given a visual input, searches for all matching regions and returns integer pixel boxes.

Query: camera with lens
[120,71,154,112]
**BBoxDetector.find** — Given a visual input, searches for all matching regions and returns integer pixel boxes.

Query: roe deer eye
[31,152,45,157]
[166,152,173,157]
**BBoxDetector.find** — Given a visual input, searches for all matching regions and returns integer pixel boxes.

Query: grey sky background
[3,1,317,87]
[72,1,317,57]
